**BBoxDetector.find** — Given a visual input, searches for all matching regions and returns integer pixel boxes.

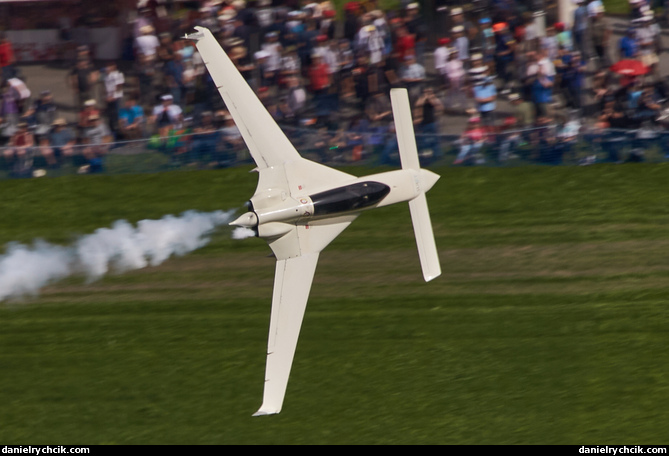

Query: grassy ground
[1,164,669,444]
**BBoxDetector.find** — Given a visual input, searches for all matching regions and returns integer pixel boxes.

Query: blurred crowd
[1,0,669,176]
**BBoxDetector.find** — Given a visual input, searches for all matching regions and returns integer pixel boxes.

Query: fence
[1,123,667,179]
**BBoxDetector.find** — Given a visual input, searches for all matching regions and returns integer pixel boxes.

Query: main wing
[254,216,356,416]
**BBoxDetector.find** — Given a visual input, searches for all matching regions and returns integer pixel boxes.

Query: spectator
[0,32,16,81]
[135,25,160,61]
[190,111,221,163]
[1,79,21,142]
[285,76,307,119]
[79,113,111,173]
[493,22,515,94]
[531,53,555,119]
[561,51,586,112]
[454,116,488,165]
[164,52,186,106]
[444,48,466,109]
[365,90,392,125]
[26,90,58,139]
[150,94,183,136]
[590,5,611,69]
[572,0,589,58]
[404,3,427,64]
[509,92,535,128]
[619,27,638,60]
[118,97,145,140]
[414,86,443,162]
[471,68,497,127]
[636,13,660,77]
[69,58,98,109]
[261,31,283,86]
[39,118,75,167]
[555,22,573,52]
[356,21,385,65]
[433,37,450,87]
[308,52,332,109]
[78,99,101,132]
[103,61,125,138]
[394,25,415,62]
[219,111,245,160]
[3,122,34,165]
[399,53,425,101]
[451,26,469,67]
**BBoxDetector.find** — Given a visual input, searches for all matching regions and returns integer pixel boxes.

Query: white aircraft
[185,27,441,416]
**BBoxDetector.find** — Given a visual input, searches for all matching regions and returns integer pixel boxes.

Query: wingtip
[253,407,281,417]
[424,272,442,282]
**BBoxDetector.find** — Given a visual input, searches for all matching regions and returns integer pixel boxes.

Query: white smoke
[231,227,256,240]
[0,210,235,302]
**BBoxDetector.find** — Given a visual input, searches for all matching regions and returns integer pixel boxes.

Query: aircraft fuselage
[230,168,439,238]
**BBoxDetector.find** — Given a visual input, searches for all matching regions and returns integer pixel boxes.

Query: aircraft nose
[419,169,440,193]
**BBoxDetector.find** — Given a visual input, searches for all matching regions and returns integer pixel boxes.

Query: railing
[1,123,667,179]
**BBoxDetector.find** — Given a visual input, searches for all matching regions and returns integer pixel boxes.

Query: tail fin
[390,88,442,282]
[390,89,421,171]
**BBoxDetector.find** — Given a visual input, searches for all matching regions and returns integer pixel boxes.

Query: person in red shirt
[308,53,331,94]
[0,32,16,80]
[394,25,415,62]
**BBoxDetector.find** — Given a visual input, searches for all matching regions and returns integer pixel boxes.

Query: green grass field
[1,164,669,444]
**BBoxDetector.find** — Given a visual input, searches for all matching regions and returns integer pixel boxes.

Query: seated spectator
[531,116,560,163]
[454,116,488,165]
[78,99,101,133]
[39,118,75,167]
[3,122,34,164]
[150,94,183,136]
[79,114,112,173]
[509,92,535,128]
[189,111,221,164]
[118,97,145,140]
[25,90,58,139]
[219,110,245,161]
[497,115,522,162]
[632,84,662,126]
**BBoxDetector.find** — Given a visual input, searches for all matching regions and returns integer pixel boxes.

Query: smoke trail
[231,227,256,240]
[0,210,234,302]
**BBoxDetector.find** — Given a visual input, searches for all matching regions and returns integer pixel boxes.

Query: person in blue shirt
[531,66,554,118]
[472,71,497,126]
[118,96,145,140]
[619,28,638,59]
